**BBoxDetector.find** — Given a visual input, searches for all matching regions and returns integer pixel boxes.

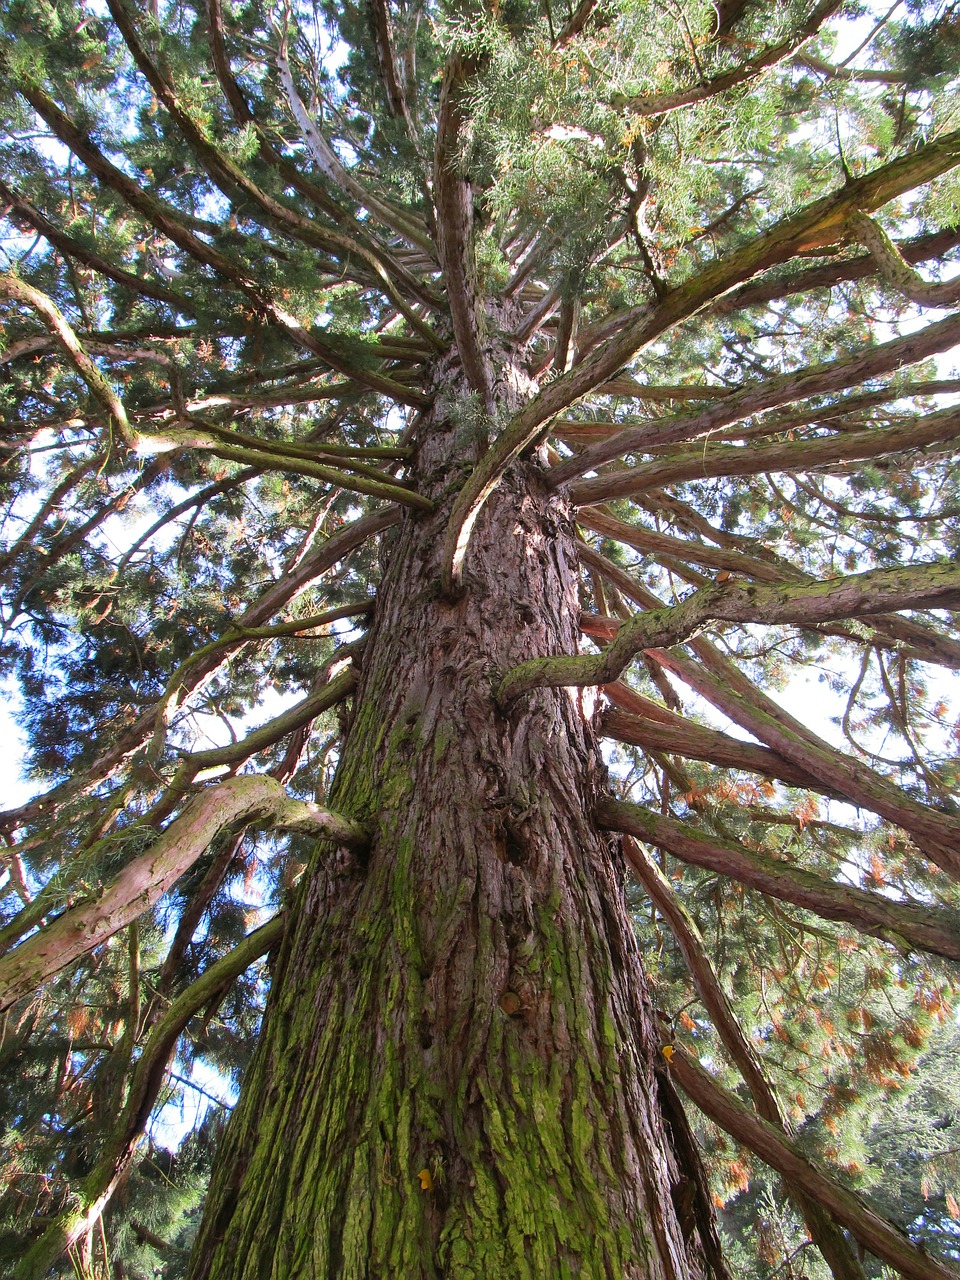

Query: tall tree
[1,0,960,1276]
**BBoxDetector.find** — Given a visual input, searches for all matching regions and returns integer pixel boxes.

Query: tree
[1,0,959,1275]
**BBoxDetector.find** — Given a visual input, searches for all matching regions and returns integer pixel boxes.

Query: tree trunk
[188,363,726,1279]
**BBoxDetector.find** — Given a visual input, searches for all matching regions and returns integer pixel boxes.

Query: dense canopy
[1,0,960,1276]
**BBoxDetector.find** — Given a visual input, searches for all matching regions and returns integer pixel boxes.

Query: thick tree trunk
[188,364,726,1279]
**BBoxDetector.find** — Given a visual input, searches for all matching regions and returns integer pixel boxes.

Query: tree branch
[0,776,364,1012]
[600,703,837,794]
[441,130,960,593]
[0,274,137,447]
[498,560,960,702]
[615,0,842,117]
[550,309,960,485]
[14,915,284,1280]
[13,73,427,406]
[570,403,960,504]
[0,508,397,836]
[848,209,960,308]
[433,52,491,409]
[668,1047,960,1280]
[622,835,867,1280]
[601,799,960,964]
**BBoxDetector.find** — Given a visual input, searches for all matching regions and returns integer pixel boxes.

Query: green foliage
[1,0,959,1274]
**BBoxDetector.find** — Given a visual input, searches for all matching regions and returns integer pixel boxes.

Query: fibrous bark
[189,366,727,1280]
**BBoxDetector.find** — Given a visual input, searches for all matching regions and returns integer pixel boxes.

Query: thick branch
[513,124,960,440]
[14,915,283,1280]
[719,224,960,315]
[0,274,136,447]
[579,507,791,582]
[583,509,960,671]
[669,1048,960,1280]
[600,798,960,964]
[601,704,836,793]
[550,309,960,484]
[571,402,960,504]
[179,667,358,774]
[132,423,432,510]
[499,560,960,702]
[441,130,960,592]
[647,639,960,881]
[433,53,491,407]
[0,177,191,310]
[0,776,364,1011]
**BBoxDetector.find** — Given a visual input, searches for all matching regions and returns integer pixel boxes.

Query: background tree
[1,0,960,1276]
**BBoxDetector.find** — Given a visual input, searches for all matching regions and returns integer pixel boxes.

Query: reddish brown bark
[188,376,727,1279]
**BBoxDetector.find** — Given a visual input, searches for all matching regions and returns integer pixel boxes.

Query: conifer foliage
[1,0,960,1275]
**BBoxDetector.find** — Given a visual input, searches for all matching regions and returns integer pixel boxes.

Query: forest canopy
[1,0,960,1277]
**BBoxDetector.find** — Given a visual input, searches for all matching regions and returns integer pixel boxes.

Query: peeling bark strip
[188,382,728,1280]
[0,777,362,1011]
[670,1048,960,1280]
[598,798,960,964]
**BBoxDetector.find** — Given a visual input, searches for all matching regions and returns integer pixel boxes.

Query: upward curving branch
[0,775,365,1012]
[440,129,960,595]
[0,274,137,448]
[848,209,960,308]
[498,560,960,703]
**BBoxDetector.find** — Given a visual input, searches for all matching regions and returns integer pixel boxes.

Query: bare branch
[669,1047,960,1280]
[498,560,960,702]
[0,776,364,1011]
[600,702,837,793]
[601,799,960,963]
[433,53,492,408]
